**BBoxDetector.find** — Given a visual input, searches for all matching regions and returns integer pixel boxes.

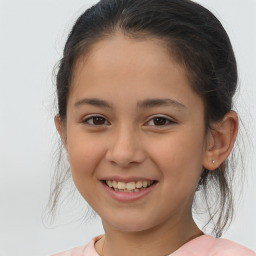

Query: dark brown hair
[50,0,239,237]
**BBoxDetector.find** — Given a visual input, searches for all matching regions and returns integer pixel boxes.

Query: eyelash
[82,115,110,126]
[81,115,176,127]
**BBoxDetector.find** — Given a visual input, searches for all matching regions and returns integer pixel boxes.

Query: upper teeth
[106,180,154,190]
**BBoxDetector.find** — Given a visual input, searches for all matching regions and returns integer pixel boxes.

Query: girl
[50,0,255,255]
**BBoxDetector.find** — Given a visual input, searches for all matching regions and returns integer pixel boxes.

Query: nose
[105,125,146,168]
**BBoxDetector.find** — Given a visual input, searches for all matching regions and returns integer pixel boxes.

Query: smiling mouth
[103,180,157,193]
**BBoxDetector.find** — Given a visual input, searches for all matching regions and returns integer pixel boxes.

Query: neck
[96,215,203,256]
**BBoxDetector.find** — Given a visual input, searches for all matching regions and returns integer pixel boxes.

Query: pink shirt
[51,234,255,256]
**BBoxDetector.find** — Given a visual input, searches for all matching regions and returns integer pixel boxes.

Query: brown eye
[83,115,109,126]
[153,117,168,126]
[146,116,175,127]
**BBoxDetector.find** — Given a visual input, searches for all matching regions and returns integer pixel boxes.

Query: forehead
[72,34,187,85]
[69,34,201,109]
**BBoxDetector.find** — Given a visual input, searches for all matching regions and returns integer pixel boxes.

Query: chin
[102,213,160,233]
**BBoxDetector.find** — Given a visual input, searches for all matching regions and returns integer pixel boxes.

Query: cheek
[66,129,106,180]
[148,128,205,183]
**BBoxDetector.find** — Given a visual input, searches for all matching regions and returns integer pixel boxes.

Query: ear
[54,114,67,147]
[203,111,238,171]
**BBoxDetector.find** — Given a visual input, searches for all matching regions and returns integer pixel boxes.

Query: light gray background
[0,1,255,255]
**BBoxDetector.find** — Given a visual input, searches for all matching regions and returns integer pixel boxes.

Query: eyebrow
[137,98,186,110]
[74,98,186,110]
[74,98,113,108]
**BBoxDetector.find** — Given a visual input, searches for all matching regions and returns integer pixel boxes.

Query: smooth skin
[55,33,238,256]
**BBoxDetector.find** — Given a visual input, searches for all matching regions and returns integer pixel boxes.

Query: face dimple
[65,34,207,233]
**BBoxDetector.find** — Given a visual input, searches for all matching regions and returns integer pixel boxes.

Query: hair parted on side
[49,0,239,238]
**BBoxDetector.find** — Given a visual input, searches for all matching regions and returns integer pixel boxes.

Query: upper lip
[101,176,156,183]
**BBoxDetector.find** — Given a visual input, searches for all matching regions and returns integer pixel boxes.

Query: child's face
[63,34,210,232]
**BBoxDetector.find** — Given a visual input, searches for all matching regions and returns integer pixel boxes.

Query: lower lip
[101,182,157,202]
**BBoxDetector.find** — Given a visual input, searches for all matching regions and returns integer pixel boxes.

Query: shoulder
[50,235,102,256]
[211,237,255,256]
[173,235,255,256]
